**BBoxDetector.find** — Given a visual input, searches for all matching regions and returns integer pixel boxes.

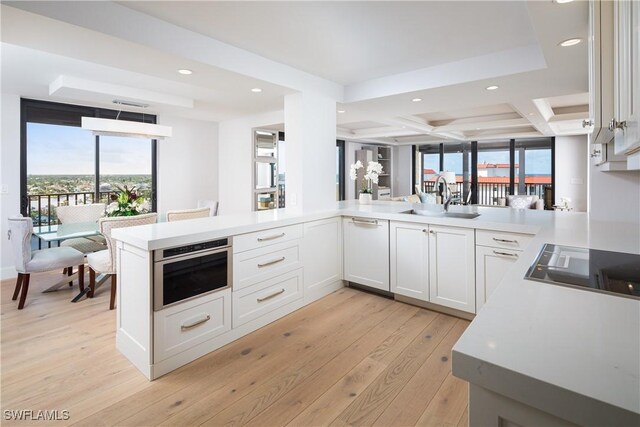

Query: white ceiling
[1,1,590,139]
[119,1,538,86]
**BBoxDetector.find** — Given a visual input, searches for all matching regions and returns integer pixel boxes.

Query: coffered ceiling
[2,1,590,139]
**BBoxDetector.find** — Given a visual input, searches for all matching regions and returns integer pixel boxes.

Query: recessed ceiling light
[251,88,262,93]
[529,112,535,116]
[485,85,499,91]
[337,110,346,114]
[560,38,582,47]
[412,98,422,102]
[554,0,574,3]
[178,69,193,75]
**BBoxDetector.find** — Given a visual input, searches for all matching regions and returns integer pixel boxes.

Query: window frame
[20,98,158,216]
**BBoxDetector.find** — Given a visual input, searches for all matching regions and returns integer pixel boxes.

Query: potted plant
[350,160,384,205]
[106,185,151,217]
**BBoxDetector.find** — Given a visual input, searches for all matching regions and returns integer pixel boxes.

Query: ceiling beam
[379,116,466,141]
[434,117,529,132]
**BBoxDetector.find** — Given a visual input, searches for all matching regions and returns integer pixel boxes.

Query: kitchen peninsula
[112,201,639,426]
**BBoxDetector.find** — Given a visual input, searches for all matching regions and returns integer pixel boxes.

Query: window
[414,138,554,207]
[336,140,345,201]
[21,99,157,224]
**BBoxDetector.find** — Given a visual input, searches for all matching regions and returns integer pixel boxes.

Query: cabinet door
[390,221,429,301]
[303,217,343,299]
[588,0,615,145]
[475,246,520,312]
[343,217,390,291]
[428,225,475,313]
[614,0,640,154]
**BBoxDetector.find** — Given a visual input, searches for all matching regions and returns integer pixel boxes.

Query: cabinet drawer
[476,229,533,251]
[154,289,231,363]
[233,224,303,254]
[232,268,303,328]
[233,240,302,291]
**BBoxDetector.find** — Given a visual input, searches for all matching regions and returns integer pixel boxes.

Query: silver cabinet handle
[257,288,285,302]
[429,230,435,234]
[590,149,602,158]
[582,119,593,128]
[352,217,378,226]
[258,257,285,268]
[493,237,518,244]
[181,315,211,330]
[422,229,428,233]
[609,118,627,132]
[257,232,285,242]
[493,250,518,258]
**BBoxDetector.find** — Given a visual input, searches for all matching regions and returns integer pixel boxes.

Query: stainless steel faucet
[434,174,452,212]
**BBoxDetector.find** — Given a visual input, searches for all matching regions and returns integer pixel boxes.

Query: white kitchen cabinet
[303,217,343,301]
[428,225,475,314]
[475,245,520,312]
[343,217,390,291]
[588,0,615,145]
[390,221,429,301]
[613,0,640,156]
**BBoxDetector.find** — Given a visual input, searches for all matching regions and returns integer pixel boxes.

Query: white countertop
[111,201,640,422]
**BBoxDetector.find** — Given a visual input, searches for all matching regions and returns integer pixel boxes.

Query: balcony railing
[422,182,548,206]
[27,191,118,226]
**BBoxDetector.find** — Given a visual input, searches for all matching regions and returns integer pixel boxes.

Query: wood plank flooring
[1,271,469,426]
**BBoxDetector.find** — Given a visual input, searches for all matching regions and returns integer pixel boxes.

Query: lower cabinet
[232,268,303,328]
[343,217,390,291]
[475,245,520,312]
[154,288,231,363]
[303,217,343,301]
[390,221,429,300]
[428,225,476,313]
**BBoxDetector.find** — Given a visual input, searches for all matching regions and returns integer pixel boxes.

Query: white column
[284,92,336,211]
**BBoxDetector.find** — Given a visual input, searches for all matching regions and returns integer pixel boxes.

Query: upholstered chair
[166,207,211,222]
[86,213,157,309]
[56,203,107,253]
[507,195,544,210]
[7,216,85,310]
[197,200,219,216]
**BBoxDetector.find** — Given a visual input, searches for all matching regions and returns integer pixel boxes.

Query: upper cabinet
[589,0,640,168]
[613,0,640,157]
[588,0,615,145]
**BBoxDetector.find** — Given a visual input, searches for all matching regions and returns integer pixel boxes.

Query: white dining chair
[7,216,85,310]
[166,207,211,222]
[197,200,219,216]
[56,203,107,254]
[86,213,157,309]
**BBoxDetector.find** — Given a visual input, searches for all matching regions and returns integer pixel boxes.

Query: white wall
[589,149,640,224]
[284,92,336,211]
[393,145,413,197]
[555,135,588,212]
[0,93,21,279]
[218,110,284,214]
[156,115,219,218]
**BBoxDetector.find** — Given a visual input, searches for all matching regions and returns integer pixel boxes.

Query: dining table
[33,221,106,301]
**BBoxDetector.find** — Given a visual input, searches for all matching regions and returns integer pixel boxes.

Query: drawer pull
[257,233,285,242]
[181,315,211,330]
[352,217,378,226]
[493,238,518,244]
[258,257,286,268]
[257,288,285,302]
[493,250,518,258]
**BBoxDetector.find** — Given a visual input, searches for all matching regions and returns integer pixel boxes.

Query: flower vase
[359,193,372,205]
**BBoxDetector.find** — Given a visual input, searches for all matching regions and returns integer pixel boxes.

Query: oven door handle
[181,315,211,330]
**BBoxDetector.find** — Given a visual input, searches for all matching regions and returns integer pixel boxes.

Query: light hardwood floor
[1,271,469,426]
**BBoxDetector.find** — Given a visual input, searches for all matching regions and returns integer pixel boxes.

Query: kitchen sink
[400,209,481,219]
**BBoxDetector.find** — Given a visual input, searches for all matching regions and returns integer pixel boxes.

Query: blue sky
[27,123,152,175]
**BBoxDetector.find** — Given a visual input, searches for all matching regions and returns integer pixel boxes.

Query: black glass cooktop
[525,243,640,300]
